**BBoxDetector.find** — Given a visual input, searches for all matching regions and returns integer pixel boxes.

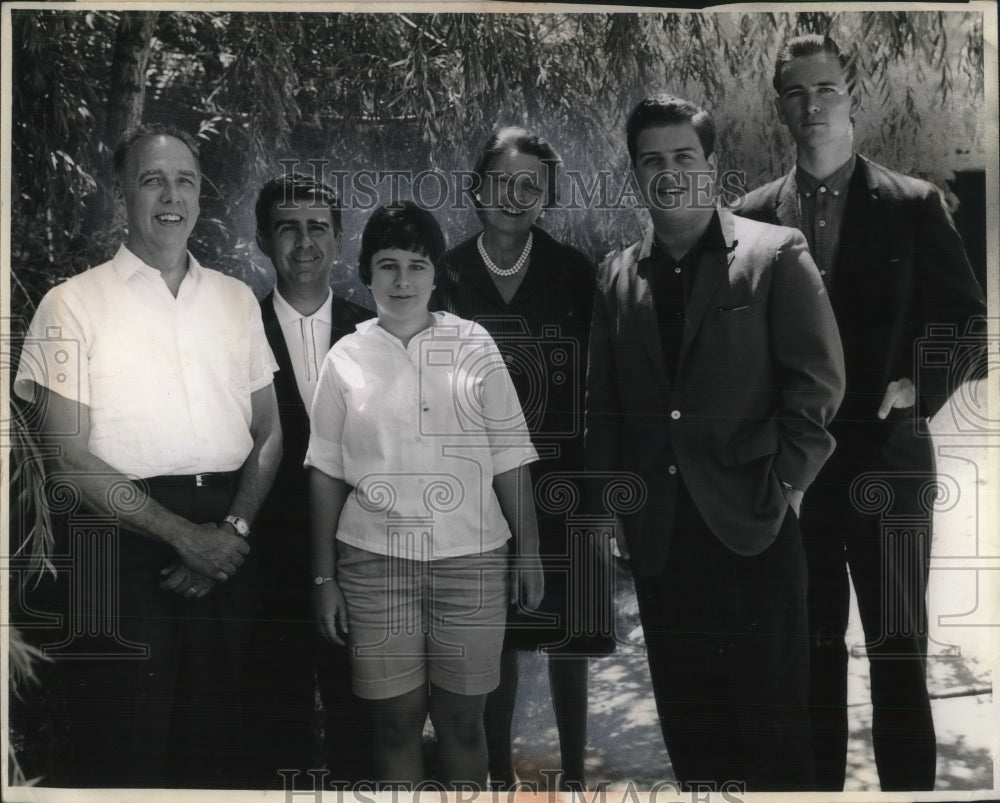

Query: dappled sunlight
[934,695,994,790]
[506,557,993,791]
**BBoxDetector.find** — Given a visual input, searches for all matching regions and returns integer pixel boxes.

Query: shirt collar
[359,310,460,345]
[796,152,857,198]
[112,243,203,283]
[635,210,727,274]
[272,286,333,325]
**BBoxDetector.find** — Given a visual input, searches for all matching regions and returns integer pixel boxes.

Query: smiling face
[116,134,200,265]
[775,52,860,151]
[478,149,548,236]
[367,248,436,333]
[258,199,340,296]
[633,123,717,215]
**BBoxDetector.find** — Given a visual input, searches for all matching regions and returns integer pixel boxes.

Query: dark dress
[434,225,613,655]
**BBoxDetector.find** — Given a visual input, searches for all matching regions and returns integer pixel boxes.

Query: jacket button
[670,410,681,420]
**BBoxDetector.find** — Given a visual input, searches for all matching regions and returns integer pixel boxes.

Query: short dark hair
[772,34,857,94]
[471,126,561,208]
[113,123,201,186]
[357,202,446,286]
[255,173,343,237]
[626,94,716,163]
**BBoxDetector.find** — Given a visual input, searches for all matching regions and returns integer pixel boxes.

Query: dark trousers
[801,421,936,791]
[632,486,815,791]
[242,534,374,789]
[53,477,255,788]
[241,573,318,788]
[318,638,375,784]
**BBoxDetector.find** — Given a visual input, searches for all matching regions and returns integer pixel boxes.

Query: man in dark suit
[244,173,375,787]
[585,94,845,791]
[737,35,987,791]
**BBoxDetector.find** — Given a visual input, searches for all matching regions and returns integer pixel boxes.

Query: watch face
[226,516,249,536]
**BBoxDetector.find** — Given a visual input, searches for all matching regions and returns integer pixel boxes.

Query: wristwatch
[314,576,337,586]
[223,515,250,538]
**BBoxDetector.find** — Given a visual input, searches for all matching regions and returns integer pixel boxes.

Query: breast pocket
[211,333,251,394]
[712,302,764,324]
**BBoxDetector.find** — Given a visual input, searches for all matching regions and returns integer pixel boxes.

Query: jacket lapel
[261,292,309,419]
[633,274,671,398]
[773,169,801,231]
[833,157,884,291]
[678,209,737,366]
[626,232,672,398]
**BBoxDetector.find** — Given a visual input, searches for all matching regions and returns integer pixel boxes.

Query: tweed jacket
[585,208,845,572]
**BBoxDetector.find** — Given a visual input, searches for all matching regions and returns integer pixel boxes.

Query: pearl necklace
[477,231,533,277]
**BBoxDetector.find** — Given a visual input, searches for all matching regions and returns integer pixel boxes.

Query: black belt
[142,471,238,489]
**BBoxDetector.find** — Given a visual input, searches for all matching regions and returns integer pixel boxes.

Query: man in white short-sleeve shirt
[13,124,281,789]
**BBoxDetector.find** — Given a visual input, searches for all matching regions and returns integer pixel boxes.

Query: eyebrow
[638,145,698,158]
[136,168,199,180]
[782,79,842,91]
[375,255,429,264]
[273,217,332,227]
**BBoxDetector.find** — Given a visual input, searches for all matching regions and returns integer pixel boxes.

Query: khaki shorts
[336,541,509,700]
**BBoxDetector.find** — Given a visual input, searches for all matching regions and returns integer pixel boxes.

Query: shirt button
[819,269,827,276]
[670,410,681,420]
[818,219,827,228]
[668,465,677,475]
[674,267,682,274]
[818,186,827,193]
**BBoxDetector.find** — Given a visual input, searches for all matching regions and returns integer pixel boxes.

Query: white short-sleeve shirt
[14,245,278,478]
[305,311,538,561]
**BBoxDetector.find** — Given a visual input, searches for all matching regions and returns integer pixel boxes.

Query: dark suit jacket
[738,155,986,444]
[255,291,374,578]
[585,208,845,572]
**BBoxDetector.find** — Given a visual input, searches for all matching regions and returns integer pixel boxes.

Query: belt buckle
[195,473,210,488]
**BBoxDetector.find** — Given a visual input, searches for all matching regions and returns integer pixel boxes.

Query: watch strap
[223,515,250,537]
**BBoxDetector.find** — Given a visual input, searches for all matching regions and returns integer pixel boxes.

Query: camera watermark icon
[915,318,996,439]
[419,319,580,438]
[2,323,84,445]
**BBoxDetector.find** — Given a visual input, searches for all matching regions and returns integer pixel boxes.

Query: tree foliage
[8,8,987,310]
